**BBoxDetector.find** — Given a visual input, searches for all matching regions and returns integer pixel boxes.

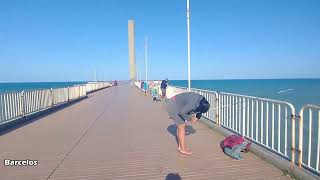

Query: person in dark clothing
[166,92,210,155]
[140,81,144,93]
[160,78,168,98]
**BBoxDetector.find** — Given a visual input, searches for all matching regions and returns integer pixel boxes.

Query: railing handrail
[170,85,219,94]
[299,104,320,113]
[0,83,90,94]
[220,92,296,109]
[170,85,295,114]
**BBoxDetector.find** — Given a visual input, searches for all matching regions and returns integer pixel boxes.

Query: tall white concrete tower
[128,20,136,83]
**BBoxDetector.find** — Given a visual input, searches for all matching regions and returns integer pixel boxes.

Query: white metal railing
[190,88,219,124]
[0,82,110,125]
[0,92,23,122]
[52,88,69,105]
[168,86,188,98]
[134,81,140,88]
[24,89,53,115]
[219,92,296,164]
[85,82,111,93]
[298,104,320,173]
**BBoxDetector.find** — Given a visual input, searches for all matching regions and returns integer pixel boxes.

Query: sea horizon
[1,77,320,83]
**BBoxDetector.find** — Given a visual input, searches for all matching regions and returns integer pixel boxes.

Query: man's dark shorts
[166,98,185,125]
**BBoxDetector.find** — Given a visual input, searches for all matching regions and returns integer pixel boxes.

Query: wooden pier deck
[0,85,290,180]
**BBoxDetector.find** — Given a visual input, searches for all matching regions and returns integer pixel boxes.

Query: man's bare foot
[179,149,192,155]
[178,146,190,151]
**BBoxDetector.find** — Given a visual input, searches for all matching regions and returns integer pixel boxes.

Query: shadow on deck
[0,85,290,180]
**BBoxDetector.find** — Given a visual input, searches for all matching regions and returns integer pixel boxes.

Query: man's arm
[189,113,201,123]
[196,113,202,119]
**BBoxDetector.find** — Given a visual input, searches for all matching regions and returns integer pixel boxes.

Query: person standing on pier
[140,81,144,93]
[160,78,168,99]
[143,81,148,95]
[166,92,210,155]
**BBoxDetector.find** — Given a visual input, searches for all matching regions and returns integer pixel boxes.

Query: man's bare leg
[177,124,192,155]
[176,126,180,150]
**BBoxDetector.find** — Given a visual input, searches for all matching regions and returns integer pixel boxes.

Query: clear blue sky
[0,0,319,82]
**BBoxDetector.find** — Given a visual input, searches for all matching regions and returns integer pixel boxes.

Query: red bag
[220,135,251,152]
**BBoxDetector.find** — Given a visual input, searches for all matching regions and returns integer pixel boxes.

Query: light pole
[145,36,148,83]
[136,66,138,82]
[140,64,142,82]
[186,0,191,91]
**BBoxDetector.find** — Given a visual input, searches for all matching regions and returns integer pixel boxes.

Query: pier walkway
[0,85,290,180]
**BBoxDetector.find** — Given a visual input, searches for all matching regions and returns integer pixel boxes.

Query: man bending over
[166,92,210,155]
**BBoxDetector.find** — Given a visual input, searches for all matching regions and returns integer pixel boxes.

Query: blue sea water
[170,79,320,109]
[0,82,87,93]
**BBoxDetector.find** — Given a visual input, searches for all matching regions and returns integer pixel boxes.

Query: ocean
[170,79,320,109]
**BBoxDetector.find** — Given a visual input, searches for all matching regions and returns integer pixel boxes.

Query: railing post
[216,94,220,126]
[50,88,54,108]
[20,91,25,117]
[219,95,221,126]
[242,97,246,136]
[298,109,303,167]
[68,86,70,102]
[291,113,297,165]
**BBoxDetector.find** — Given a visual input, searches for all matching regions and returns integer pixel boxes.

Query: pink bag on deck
[220,135,251,152]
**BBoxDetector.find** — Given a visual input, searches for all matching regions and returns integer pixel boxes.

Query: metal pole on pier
[186,0,191,91]
[140,64,142,82]
[145,36,148,83]
[137,66,139,82]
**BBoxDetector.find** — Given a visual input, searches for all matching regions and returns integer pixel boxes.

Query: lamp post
[136,67,138,82]
[186,0,191,91]
[140,64,142,82]
[145,36,148,83]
